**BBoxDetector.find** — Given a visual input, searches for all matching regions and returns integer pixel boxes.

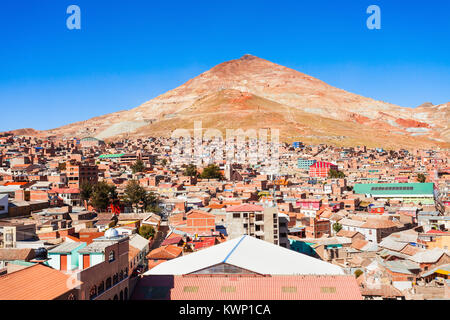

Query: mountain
[10,55,450,149]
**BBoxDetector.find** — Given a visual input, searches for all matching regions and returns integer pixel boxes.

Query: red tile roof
[0,248,35,261]
[146,245,183,260]
[4,181,28,186]
[0,264,81,300]
[426,230,450,234]
[50,188,80,194]
[207,203,226,209]
[161,236,183,246]
[186,210,215,218]
[132,275,363,300]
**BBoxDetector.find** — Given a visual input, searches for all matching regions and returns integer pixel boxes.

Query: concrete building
[225,204,289,248]
[0,194,8,216]
[297,158,317,170]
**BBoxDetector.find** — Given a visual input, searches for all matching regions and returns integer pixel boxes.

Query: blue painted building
[297,159,317,170]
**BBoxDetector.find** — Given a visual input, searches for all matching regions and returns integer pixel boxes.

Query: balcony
[255,220,264,225]
[255,230,264,236]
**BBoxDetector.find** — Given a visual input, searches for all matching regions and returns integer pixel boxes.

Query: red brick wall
[30,190,49,201]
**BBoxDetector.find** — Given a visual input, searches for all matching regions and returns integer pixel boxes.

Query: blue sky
[0,0,449,131]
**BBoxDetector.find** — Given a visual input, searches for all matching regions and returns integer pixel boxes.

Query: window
[243,213,248,218]
[106,277,112,289]
[109,250,115,262]
[113,273,119,285]
[321,287,337,293]
[233,213,240,218]
[89,285,97,300]
[98,281,105,295]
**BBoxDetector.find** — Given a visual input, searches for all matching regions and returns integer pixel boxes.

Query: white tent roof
[145,235,344,276]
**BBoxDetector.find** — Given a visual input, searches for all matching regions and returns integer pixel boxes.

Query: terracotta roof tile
[0,264,81,300]
[146,245,183,260]
[351,239,369,251]
[0,248,35,261]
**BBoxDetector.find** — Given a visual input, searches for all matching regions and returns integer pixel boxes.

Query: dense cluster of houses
[0,132,449,300]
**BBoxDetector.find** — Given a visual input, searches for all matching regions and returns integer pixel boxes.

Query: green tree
[58,162,66,172]
[138,225,155,239]
[417,173,426,183]
[333,222,343,234]
[80,182,93,204]
[131,159,145,174]
[328,169,345,179]
[161,158,168,166]
[143,192,160,213]
[200,164,224,180]
[354,269,363,278]
[184,164,198,177]
[91,181,117,212]
[124,180,147,212]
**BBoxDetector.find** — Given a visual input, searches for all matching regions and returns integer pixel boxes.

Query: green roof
[353,183,434,196]
[9,260,36,267]
[81,137,102,142]
[98,153,125,159]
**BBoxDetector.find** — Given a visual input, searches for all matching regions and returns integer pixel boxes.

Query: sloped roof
[146,245,183,260]
[132,275,363,300]
[339,218,365,228]
[48,242,85,254]
[360,219,397,229]
[410,248,448,263]
[161,236,184,246]
[379,238,408,252]
[129,234,149,251]
[0,264,81,300]
[336,230,361,238]
[0,248,35,261]
[186,210,214,218]
[145,235,344,276]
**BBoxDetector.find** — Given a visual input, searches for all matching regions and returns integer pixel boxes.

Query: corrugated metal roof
[48,242,85,254]
[145,235,344,276]
[354,183,434,196]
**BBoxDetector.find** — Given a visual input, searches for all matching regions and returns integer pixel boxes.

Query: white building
[145,235,344,276]
[0,194,8,216]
